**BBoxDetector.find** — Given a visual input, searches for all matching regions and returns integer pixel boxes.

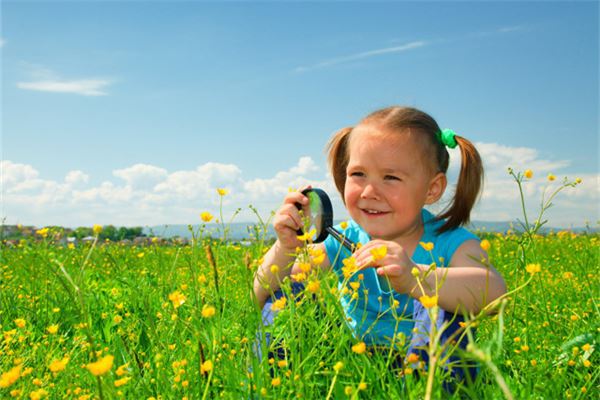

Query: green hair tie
[439,129,458,149]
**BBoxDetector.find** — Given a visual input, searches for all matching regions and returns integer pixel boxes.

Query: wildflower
[202,305,216,318]
[216,188,228,196]
[270,264,279,274]
[0,365,21,388]
[575,177,582,184]
[344,386,353,396]
[29,389,48,400]
[271,377,281,387]
[341,257,358,278]
[406,353,420,363]
[14,319,26,328]
[419,295,438,309]
[290,272,306,282]
[370,245,387,261]
[200,212,213,223]
[200,360,213,374]
[168,291,186,309]
[310,248,326,265]
[524,169,533,179]
[49,357,69,373]
[271,297,287,312]
[116,363,129,376]
[306,280,320,294]
[583,360,591,367]
[86,355,114,376]
[36,227,49,237]
[419,242,434,251]
[570,315,579,321]
[198,274,207,284]
[358,382,367,391]
[297,228,316,241]
[582,344,591,352]
[333,361,344,372]
[93,224,103,235]
[530,359,537,366]
[299,262,311,273]
[114,376,131,387]
[547,174,556,182]
[351,342,366,354]
[340,221,348,230]
[411,267,420,278]
[350,281,360,291]
[480,239,491,252]
[113,315,122,324]
[525,263,541,275]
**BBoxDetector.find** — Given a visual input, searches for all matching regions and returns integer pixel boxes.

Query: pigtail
[326,127,353,201]
[437,135,484,233]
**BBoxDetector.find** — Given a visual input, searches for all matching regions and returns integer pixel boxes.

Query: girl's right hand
[273,186,311,251]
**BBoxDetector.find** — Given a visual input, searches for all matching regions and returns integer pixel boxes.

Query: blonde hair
[326,106,484,233]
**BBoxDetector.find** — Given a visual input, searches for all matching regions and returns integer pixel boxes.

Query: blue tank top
[323,209,478,346]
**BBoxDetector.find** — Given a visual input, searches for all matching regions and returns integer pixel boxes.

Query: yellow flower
[306,280,320,294]
[344,386,353,396]
[311,249,326,265]
[524,169,533,179]
[358,382,367,391]
[298,262,311,273]
[0,365,21,388]
[168,291,186,309]
[406,353,420,363]
[575,177,582,184]
[271,297,287,312]
[86,355,114,376]
[525,263,541,275]
[114,376,131,387]
[49,357,69,373]
[341,257,358,279]
[93,224,103,235]
[200,212,214,223]
[271,377,281,387]
[547,173,556,182]
[297,228,316,241]
[340,221,348,230]
[351,342,366,354]
[420,242,434,251]
[370,245,387,261]
[419,295,438,309]
[270,264,279,274]
[200,360,213,374]
[582,344,591,352]
[14,319,26,328]
[333,361,344,372]
[116,363,129,376]
[201,305,216,318]
[29,389,48,400]
[216,188,228,196]
[36,227,49,237]
[480,239,491,252]
[113,315,122,324]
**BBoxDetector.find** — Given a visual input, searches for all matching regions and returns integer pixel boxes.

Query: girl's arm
[411,239,507,314]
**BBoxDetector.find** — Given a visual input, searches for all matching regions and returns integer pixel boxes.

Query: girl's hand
[354,240,418,294]
[272,186,312,251]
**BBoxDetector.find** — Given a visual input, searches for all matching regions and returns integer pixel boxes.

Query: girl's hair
[326,106,484,233]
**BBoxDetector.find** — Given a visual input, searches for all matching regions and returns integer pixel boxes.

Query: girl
[253,106,507,379]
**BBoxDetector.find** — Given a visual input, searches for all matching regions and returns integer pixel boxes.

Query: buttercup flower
[86,355,114,376]
[200,360,213,374]
[168,291,186,309]
[216,188,228,196]
[547,173,556,182]
[201,305,216,318]
[0,365,21,388]
[49,357,69,373]
[297,228,316,241]
[524,169,533,179]
[47,325,59,334]
[200,212,214,223]
[14,319,26,328]
[370,245,387,261]
[419,242,434,251]
[480,239,491,252]
[351,342,366,354]
[93,224,103,235]
[526,263,541,275]
[419,295,438,309]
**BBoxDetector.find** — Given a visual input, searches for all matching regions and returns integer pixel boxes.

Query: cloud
[1,147,597,228]
[17,79,112,96]
[295,41,427,72]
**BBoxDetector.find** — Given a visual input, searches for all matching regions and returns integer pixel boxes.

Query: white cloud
[1,147,598,228]
[17,79,112,96]
[295,41,427,72]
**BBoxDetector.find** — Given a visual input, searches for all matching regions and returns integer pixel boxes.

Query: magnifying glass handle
[325,226,356,252]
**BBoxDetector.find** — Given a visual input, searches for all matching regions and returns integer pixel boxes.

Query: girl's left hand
[354,240,418,294]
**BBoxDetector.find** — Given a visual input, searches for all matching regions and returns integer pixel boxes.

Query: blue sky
[2,1,598,228]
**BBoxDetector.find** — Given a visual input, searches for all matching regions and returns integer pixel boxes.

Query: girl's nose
[360,183,380,200]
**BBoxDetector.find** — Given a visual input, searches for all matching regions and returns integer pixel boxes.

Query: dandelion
[93,224,103,235]
[547,174,556,182]
[351,342,366,354]
[200,360,213,374]
[86,355,114,376]
[480,239,491,252]
[370,245,387,261]
[0,365,21,388]
[14,319,26,328]
[419,295,438,309]
[297,228,316,241]
[525,263,541,275]
[49,357,69,373]
[524,169,533,179]
[200,212,213,223]
[216,188,228,196]
[419,242,434,251]
[202,305,216,318]
[168,291,186,309]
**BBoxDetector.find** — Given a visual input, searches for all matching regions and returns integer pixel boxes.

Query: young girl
[253,106,507,378]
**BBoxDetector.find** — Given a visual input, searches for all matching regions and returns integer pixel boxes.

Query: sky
[1,0,599,229]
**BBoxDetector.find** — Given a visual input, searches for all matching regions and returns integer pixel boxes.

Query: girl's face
[344,124,446,243]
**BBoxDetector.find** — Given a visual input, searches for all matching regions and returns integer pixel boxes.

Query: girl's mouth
[361,208,389,216]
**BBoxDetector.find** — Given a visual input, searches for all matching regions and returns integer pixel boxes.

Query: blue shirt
[323,209,478,346]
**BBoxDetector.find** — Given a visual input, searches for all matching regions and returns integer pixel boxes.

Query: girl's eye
[384,175,400,181]
[349,171,364,177]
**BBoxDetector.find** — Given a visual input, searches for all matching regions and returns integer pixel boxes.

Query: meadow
[0,171,598,399]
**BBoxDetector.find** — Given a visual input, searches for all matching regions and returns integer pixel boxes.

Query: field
[1,173,598,399]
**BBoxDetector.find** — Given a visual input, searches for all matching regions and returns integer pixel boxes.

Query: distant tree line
[1,225,146,242]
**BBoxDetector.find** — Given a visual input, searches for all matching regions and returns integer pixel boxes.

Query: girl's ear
[425,172,447,205]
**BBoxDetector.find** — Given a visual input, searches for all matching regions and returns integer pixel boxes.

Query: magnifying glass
[295,188,393,293]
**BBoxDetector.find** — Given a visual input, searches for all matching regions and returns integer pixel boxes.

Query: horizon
[2,1,598,228]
